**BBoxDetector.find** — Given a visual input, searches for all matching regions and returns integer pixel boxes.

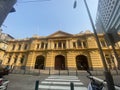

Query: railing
[10,68,120,76]
[7,68,120,90]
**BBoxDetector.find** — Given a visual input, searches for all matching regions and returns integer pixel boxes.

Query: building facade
[2,30,120,70]
[0,0,16,27]
[0,29,14,64]
[96,0,120,33]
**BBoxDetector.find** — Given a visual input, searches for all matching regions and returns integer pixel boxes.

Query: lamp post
[73,0,115,90]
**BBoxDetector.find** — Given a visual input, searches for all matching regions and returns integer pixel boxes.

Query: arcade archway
[34,55,45,69]
[76,55,89,70]
[55,55,65,70]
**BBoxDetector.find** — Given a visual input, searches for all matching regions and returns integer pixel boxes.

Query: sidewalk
[10,69,120,87]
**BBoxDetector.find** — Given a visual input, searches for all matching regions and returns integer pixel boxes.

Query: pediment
[47,30,73,38]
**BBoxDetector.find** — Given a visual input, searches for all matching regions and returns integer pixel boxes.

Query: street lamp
[73,0,115,90]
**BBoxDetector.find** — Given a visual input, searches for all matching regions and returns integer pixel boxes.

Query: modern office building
[96,0,120,33]
[96,0,120,69]
[1,30,120,71]
[0,0,17,27]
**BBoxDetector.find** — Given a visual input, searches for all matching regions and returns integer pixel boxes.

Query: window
[106,57,112,69]
[58,42,61,48]
[14,56,18,64]
[20,55,25,64]
[45,43,48,49]
[73,42,76,48]
[7,56,11,63]
[36,44,39,49]
[106,57,111,64]
[12,44,15,50]
[77,40,82,48]
[63,43,66,48]
[111,5,113,9]
[54,43,56,48]
[105,54,113,69]
[83,41,87,48]
[24,44,28,50]
[18,44,21,50]
[100,40,107,47]
[112,1,115,4]
[41,42,44,48]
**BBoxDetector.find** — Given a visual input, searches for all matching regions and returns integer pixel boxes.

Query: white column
[44,43,46,49]
[70,40,72,48]
[81,42,84,48]
[76,42,78,48]
[62,42,63,49]
[39,43,41,49]
[48,41,50,49]
[57,42,58,49]
[51,41,54,49]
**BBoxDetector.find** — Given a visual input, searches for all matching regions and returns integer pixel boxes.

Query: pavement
[3,70,120,90]
[4,74,48,90]
[4,74,90,90]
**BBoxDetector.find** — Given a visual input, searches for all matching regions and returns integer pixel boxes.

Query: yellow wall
[1,31,119,70]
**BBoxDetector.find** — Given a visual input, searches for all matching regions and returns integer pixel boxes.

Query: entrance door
[55,55,65,70]
[76,55,89,70]
[35,56,44,69]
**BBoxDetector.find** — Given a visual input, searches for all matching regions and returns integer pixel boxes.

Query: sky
[2,0,98,39]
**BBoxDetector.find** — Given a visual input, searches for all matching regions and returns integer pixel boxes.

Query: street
[4,74,90,90]
[3,71,120,90]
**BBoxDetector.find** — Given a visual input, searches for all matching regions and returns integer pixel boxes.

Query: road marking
[45,78,80,82]
[39,85,87,90]
[48,77,78,79]
[39,75,87,90]
[41,81,84,85]
[49,75,78,78]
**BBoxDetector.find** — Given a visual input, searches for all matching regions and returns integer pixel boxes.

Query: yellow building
[2,30,120,70]
[0,31,14,64]
[0,40,7,64]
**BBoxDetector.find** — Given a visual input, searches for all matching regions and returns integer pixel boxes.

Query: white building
[96,0,120,33]
[0,0,17,27]
[96,0,120,69]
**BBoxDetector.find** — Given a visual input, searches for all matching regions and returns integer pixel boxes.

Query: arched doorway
[55,55,65,70]
[76,55,89,70]
[35,55,45,69]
